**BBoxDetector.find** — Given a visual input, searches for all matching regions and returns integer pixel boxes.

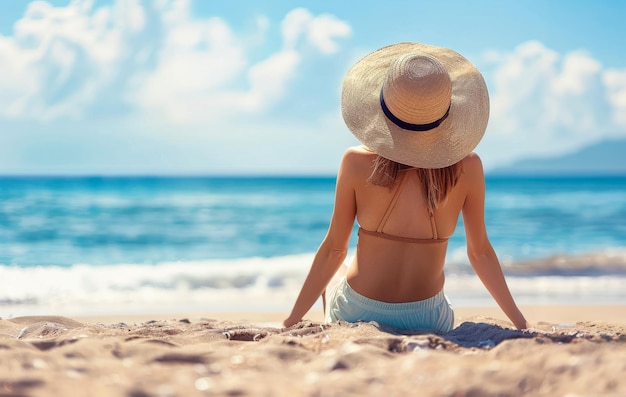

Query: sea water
[1,175,625,316]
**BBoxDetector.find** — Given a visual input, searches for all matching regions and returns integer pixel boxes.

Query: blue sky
[0,0,625,175]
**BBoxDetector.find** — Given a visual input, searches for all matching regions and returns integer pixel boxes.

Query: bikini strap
[376,171,408,233]
[375,170,442,240]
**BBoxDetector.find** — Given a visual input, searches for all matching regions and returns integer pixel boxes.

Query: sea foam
[2,250,626,317]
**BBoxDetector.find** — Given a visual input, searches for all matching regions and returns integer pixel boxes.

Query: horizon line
[1,171,625,178]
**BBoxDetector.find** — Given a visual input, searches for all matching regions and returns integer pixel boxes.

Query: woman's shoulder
[343,145,377,157]
[461,151,482,165]
[341,145,377,165]
[339,146,377,178]
[461,152,484,174]
[458,152,486,188]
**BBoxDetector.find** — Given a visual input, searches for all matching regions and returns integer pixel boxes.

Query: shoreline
[60,303,626,327]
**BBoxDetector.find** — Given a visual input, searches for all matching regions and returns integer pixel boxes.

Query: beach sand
[1,305,625,397]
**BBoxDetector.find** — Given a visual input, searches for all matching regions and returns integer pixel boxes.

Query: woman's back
[343,145,472,303]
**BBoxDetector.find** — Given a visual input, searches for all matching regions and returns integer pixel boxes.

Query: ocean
[1,175,625,317]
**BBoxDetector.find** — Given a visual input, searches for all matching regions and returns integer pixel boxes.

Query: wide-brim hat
[341,42,489,169]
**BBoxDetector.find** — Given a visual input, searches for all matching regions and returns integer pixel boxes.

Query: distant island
[490,138,626,175]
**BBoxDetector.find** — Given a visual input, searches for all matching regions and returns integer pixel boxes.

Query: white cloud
[308,14,352,54]
[115,0,146,32]
[0,0,353,174]
[0,0,126,120]
[603,69,626,128]
[246,50,301,109]
[130,14,249,123]
[478,40,626,169]
[282,8,311,50]
[0,0,351,124]
[281,8,351,54]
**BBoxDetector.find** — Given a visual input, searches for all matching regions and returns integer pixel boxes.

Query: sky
[0,0,625,175]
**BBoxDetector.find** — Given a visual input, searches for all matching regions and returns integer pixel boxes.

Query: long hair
[367,156,462,214]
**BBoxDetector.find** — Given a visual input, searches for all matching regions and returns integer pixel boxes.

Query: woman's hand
[283,315,300,328]
[517,319,530,331]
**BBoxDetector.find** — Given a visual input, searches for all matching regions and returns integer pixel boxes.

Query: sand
[1,305,625,397]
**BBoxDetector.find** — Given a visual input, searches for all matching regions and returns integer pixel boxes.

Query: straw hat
[341,42,489,169]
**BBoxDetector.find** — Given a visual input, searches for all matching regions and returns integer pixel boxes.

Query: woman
[283,42,528,333]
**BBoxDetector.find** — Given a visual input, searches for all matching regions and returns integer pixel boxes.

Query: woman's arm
[461,154,529,330]
[283,150,357,327]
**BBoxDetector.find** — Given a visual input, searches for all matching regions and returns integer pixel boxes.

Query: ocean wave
[2,250,626,316]
[0,254,315,315]
[503,249,626,276]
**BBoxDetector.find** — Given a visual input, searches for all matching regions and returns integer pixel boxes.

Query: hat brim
[341,42,489,169]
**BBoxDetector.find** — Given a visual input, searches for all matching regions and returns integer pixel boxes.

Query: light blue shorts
[325,277,454,334]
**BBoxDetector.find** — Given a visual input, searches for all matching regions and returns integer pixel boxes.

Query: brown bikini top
[358,171,448,244]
